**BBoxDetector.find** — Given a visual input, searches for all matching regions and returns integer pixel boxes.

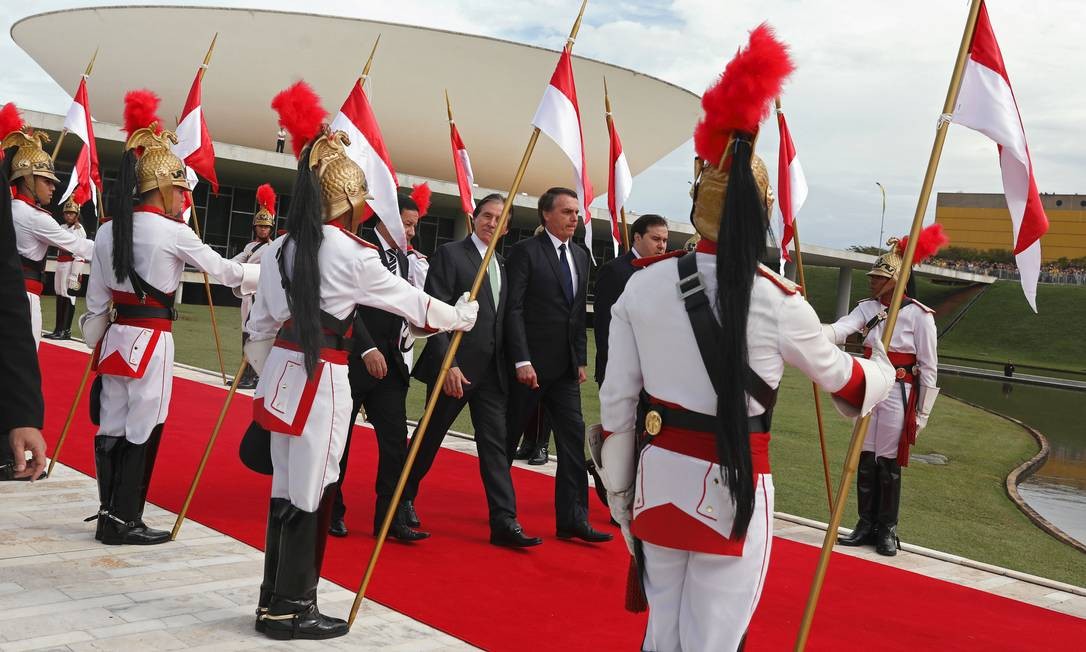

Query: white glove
[608,489,635,554]
[916,413,929,433]
[243,337,274,376]
[452,293,479,331]
[423,292,479,333]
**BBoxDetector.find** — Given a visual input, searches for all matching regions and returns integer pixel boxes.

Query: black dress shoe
[513,442,534,461]
[402,500,420,528]
[380,521,430,542]
[527,446,548,466]
[556,522,613,543]
[490,523,543,548]
[875,525,899,556]
[328,518,348,538]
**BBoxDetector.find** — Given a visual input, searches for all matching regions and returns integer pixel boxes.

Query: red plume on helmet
[897,224,950,264]
[693,23,794,164]
[256,183,277,215]
[122,90,162,139]
[0,102,23,137]
[410,182,431,218]
[271,81,327,159]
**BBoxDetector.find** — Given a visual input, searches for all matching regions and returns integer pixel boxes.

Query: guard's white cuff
[598,429,637,494]
[822,323,843,345]
[237,263,260,296]
[79,311,110,349]
[244,337,274,376]
[831,343,895,419]
[917,385,940,415]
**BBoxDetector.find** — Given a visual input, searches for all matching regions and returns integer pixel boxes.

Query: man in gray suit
[405,194,542,548]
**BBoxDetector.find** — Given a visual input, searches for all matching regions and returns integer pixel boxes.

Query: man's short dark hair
[631,214,668,238]
[397,194,419,214]
[473,193,506,219]
[537,186,578,224]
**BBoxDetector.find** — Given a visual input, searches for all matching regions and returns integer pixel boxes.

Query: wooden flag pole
[602,77,630,251]
[793,1,984,647]
[171,356,248,539]
[347,0,589,628]
[49,48,98,161]
[776,97,832,512]
[184,33,228,385]
[445,89,474,233]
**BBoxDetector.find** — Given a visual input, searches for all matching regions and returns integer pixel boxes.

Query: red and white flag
[950,2,1049,311]
[606,112,631,257]
[775,108,807,266]
[173,69,218,193]
[330,81,405,248]
[58,75,102,213]
[449,120,476,217]
[532,48,594,252]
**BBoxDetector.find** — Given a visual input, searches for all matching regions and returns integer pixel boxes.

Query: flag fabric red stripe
[338,83,398,185]
[449,122,475,217]
[777,112,795,263]
[59,77,100,212]
[606,116,631,256]
[177,73,218,193]
[951,1,1049,310]
[74,78,101,191]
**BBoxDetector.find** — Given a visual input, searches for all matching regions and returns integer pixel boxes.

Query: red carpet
[39,343,1085,650]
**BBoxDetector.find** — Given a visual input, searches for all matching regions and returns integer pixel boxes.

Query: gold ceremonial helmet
[253,206,275,228]
[61,196,82,214]
[689,134,774,243]
[124,124,190,215]
[308,128,371,226]
[1,128,60,185]
[868,237,904,280]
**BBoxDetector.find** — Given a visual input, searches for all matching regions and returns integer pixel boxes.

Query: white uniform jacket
[599,252,894,555]
[829,298,938,461]
[231,239,272,328]
[245,225,437,436]
[12,195,95,346]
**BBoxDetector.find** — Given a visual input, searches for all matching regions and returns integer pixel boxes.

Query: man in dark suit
[331,195,427,541]
[592,214,669,385]
[0,167,46,482]
[504,187,611,544]
[405,194,542,548]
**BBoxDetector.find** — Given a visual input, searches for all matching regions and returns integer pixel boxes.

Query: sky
[2,0,1084,249]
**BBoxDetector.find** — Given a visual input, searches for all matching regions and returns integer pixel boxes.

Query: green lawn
[41,295,1086,587]
[799,265,971,327]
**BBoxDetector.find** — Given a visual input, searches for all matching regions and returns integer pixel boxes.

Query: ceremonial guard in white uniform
[2,112,95,348]
[231,183,277,389]
[593,27,895,651]
[44,196,90,341]
[80,91,259,546]
[244,82,478,640]
[831,227,944,556]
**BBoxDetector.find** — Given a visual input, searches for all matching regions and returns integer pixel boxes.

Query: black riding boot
[44,297,66,339]
[263,486,348,640]
[875,456,902,556]
[237,364,258,390]
[255,498,290,632]
[86,436,123,540]
[100,427,170,545]
[59,298,75,339]
[838,451,879,546]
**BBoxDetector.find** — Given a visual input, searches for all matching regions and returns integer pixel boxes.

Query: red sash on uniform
[865,346,920,466]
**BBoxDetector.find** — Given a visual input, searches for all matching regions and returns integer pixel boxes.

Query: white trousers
[641,475,775,652]
[27,292,41,349]
[864,382,909,458]
[269,361,352,512]
[97,333,174,445]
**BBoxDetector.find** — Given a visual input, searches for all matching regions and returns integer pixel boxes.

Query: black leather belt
[643,399,772,437]
[20,255,44,282]
[113,304,178,321]
[276,328,351,352]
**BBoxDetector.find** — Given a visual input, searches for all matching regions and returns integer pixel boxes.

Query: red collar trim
[12,192,50,214]
[134,204,184,222]
[631,250,685,269]
[695,240,717,255]
[334,225,378,250]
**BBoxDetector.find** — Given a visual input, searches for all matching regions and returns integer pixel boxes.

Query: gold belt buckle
[645,409,663,436]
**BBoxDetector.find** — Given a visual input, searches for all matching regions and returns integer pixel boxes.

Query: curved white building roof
[13,5,701,198]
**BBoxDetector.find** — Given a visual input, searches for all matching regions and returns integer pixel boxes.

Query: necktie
[558,243,575,304]
[488,255,501,306]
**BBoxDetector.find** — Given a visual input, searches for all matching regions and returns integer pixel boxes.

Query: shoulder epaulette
[907,298,935,314]
[336,227,378,250]
[631,250,685,269]
[756,264,801,295]
[406,248,426,260]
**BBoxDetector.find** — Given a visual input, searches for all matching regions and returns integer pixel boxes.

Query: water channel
[939,373,1086,546]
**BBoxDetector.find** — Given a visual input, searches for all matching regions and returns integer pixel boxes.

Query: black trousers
[505,368,588,529]
[405,362,517,529]
[334,376,408,524]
